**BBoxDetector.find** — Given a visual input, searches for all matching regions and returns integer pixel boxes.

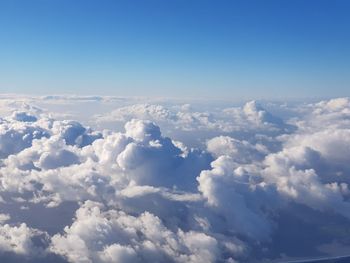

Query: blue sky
[0,0,349,99]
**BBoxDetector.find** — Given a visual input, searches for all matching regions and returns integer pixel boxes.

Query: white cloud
[197,156,274,240]
[0,223,48,256]
[206,135,267,163]
[0,96,349,262]
[50,200,220,263]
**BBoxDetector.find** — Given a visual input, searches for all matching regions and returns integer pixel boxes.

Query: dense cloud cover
[0,96,350,262]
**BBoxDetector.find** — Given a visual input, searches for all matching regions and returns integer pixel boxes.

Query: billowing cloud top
[0,96,350,262]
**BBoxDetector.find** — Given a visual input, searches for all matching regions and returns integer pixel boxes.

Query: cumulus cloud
[52,120,102,148]
[197,156,275,240]
[0,222,49,257]
[0,117,49,158]
[0,96,349,262]
[94,100,293,134]
[206,136,267,163]
[95,104,176,123]
[50,200,220,263]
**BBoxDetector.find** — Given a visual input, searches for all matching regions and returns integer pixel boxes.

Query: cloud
[50,200,220,263]
[0,117,50,158]
[197,155,276,240]
[206,135,267,163]
[11,112,38,122]
[0,223,48,256]
[95,104,176,123]
[52,120,102,148]
[94,100,293,135]
[0,96,349,262]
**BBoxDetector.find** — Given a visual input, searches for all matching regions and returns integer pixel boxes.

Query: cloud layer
[0,96,350,262]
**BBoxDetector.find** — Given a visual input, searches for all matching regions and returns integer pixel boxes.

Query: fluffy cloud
[95,104,175,123]
[50,200,220,263]
[0,96,349,262]
[0,223,48,256]
[52,120,102,148]
[0,117,49,158]
[197,156,274,240]
[94,100,293,135]
[206,136,267,163]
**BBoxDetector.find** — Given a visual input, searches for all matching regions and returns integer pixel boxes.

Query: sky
[0,0,349,99]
